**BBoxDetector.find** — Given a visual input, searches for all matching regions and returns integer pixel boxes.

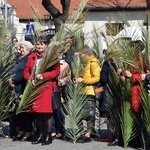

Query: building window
[143,22,150,26]
[105,22,124,36]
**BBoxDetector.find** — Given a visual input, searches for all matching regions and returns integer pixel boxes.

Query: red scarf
[36,51,44,59]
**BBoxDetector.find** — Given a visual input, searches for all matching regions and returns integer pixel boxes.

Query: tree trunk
[42,0,71,32]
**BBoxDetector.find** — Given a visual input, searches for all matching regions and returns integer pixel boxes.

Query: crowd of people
[2,35,150,149]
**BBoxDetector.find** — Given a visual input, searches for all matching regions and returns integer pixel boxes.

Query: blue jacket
[12,53,30,94]
[99,59,116,112]
[100,59,116,86]
[62,47,73,67]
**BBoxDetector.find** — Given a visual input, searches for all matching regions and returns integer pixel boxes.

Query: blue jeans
[52,108,64,134]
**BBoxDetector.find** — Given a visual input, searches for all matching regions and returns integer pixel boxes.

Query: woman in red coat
[121,40,147,113]
[117,40,147,148]
[23,36,60,145]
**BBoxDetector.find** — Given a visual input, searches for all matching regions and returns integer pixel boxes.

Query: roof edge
[86,7,150,12]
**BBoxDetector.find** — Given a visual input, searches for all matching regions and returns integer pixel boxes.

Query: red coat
[130,54,147,112]
[23,52,60,113]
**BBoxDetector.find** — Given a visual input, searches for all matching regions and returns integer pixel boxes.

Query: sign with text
[41,28,55,43]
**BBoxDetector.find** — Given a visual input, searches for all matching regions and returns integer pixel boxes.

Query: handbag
[93,82,104,101]
[52,88,61,110]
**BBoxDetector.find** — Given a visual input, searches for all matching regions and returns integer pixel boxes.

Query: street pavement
[0,121,136,150]
[0,136,135,150]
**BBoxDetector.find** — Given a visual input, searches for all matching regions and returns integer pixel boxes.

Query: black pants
[34,113,53,134]
[14,112,33,132]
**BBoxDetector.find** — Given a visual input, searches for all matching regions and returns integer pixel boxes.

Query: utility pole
[4,0,7,29]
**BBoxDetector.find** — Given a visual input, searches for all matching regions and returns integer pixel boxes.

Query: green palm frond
[105,23,145,66]
[106,65,122,134]
[141,83,150,134]
[92,26,104,61]
[18,79,48,112]
[62,45,86,143]
[0,61,16,122]
[0,23,16,124]
[17,0,88,113]
[140,11,150,134]
[0,83,12,121]
[29,1,44,38]
[118,12,130,27]
[145,11,150,70]
[87,10,150,148]
[63,77,86,143]
[0,21,7,61]
[106,63,137,148]
[120,78,137,148]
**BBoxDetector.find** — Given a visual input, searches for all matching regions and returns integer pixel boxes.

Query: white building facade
[83,10,147,49]
[0,0,148,47]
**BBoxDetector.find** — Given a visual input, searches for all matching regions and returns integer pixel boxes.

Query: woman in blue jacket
[8,41,34,141]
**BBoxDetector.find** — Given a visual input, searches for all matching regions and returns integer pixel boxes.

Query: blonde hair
[80,47,94,56]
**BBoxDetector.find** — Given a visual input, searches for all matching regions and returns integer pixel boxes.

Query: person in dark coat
[100,60,113,115]
[99,57,116,143]
[62,37,74,67]
[8,41,34,141]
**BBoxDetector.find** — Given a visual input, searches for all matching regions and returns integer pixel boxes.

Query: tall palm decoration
[17,0,89,143]
[120,78,137,148]
[140,10,150,148]
[103,20,145,147]
[106,63,122,139]
[29,2,46,40]
[106,47,137,148]
[89,19,137,147]
[105,10,150,149]
[106,57,137,148]
[63,84,86,142]
[0,21,17,135]
[17,0,89,113]
[92,26,105,62]
[63,77,87,143]
[91,27,109,139]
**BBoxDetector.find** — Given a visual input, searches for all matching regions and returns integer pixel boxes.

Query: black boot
[41,133,52,146]
[108,136,123,146]
[108,138,119,146]
[32,133,43,144]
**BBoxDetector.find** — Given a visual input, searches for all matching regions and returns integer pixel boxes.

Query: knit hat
[20,41,34,51]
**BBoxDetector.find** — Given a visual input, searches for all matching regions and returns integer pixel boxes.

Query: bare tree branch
[42,0,71,32]
[42,0,61,18]
[61,0,71,18]
[146,0,150,8]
